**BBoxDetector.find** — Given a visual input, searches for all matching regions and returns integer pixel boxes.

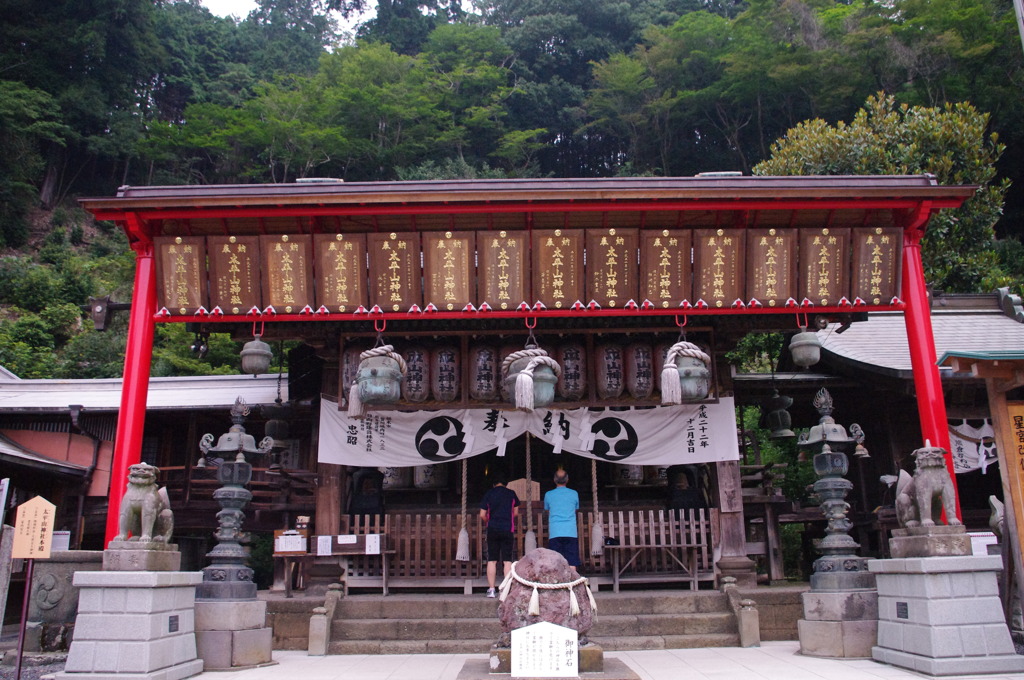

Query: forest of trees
[0,0,1022,378]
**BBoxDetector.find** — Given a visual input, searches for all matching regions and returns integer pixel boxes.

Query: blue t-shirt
[480,485,519,532]
[544,486,579,538]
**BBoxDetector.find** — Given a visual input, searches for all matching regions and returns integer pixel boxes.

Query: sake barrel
[594,343,625,400]
[379,466,412,489]
[625,342,654,399]
[402,347,430,402]
[617,464,644,486]
[431,346,460,402]
[557,341,587,400]
[468,345,500,402]
[414,463,449,489]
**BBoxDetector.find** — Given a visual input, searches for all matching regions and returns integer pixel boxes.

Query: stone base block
[889,526,972,559]
[461,657,637,680]
[103,550,181,572]
[872,645,1024,676]
[798,619,877,658]
[808,571,876,591]
[54,658,203,680]
[194,600,266,631]
[195,628,273,670]
[194,580,257,600]
[488,643,604,674]
[801,589,878,621]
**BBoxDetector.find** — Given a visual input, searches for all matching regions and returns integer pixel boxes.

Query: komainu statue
[114,463,174,543]
[895,445,961,528]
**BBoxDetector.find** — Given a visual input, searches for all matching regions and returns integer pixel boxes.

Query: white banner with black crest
[317,397,739,467]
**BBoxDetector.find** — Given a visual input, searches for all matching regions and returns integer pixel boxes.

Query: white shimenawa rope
[456,459,470,561]
[660,341,711,405]
[347,345,408,418]
[590,458,604,556]
[501,348,561,411]
[498,560,598,618]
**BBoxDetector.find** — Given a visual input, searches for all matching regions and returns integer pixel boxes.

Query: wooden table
[603,544,699,592]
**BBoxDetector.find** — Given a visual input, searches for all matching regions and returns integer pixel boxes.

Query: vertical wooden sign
[314,233,366,313]
[261,234,314,314]
[423,231,475,311]
[746,228,796,307]
[640,229,692,308]
[799,228,850,305]
[852,227,902,305]
[154,236,206,315]
[586,228,638,309]
[367,232,422,312]
[693,229,745,308]
[532,229,583,310]
[12,496,55,559]
[479,230,527,310]
[208,235,261,315]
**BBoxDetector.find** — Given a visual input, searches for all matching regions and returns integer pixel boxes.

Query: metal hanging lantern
[660,338,711,405]
[500,321,561,411]
[789,327,821,368]
[348,345,407,418]
[764,389,796,440]
[240,334,272,375]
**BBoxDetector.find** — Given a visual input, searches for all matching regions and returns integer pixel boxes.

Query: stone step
[326,632,741,655]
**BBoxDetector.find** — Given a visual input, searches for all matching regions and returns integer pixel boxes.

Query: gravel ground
[0,660,65,680]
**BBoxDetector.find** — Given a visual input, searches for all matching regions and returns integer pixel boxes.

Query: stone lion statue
[895,445,961,528]
[114,463,174,543]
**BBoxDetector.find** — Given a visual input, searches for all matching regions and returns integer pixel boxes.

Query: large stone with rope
[495,548,596,648]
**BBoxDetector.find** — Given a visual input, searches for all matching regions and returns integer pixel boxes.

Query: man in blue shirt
[544,469,580,574]
[480,474,519,597]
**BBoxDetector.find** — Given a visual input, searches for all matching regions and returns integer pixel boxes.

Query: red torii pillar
[104,218,157,545]
[901,206,962,520]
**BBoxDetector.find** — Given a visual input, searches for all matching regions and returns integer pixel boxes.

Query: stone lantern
[763,389,795,439]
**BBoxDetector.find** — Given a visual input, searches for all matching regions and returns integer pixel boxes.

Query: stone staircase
[326,590,739,654]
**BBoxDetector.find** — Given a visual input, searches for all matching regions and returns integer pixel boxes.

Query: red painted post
[104,232,157,545]
[901,218,962,519]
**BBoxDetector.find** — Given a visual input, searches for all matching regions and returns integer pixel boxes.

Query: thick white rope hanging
[347,344,407,418]
[501,348,561,412]
[590,459,604,556]
[498,560,597,618]
[456,459,471,561]
[660,341,711,405]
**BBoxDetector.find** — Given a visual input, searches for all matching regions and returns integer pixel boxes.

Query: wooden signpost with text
[12,496,56,680]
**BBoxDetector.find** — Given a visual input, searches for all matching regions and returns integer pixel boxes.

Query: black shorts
[486,528,517,563]
[548,536,581,567]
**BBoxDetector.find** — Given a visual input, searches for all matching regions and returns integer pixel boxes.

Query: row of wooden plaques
[155,227,902,315]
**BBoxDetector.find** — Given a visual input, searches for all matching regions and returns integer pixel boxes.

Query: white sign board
[12,496,56,559]
[511,621,578,678]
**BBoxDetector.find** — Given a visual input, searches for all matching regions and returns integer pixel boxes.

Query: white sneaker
[486,588,496,598]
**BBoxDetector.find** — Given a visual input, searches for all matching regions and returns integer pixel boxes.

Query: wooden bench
[596,508,717,592]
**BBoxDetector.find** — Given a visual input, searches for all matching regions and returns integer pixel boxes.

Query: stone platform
[456,657,639,680]
[194,599,274,670]
[870,554,1024,676]
[488,643,605,674]
[55,571,203,680]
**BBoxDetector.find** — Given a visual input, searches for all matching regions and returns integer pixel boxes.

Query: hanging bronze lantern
[764,389,795,439]
[240,334,272,375]
[501,343,561,411]
[660,341,711,404]
[348,345,407,418]
[789,328,822,367]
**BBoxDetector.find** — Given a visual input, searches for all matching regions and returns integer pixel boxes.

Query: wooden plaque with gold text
[423,231,475,311]
[261,234,313,314]
[367,232,422,312]
[640,229,692,308]
[478,230,527,310]
[693,229,745,309]
[208,235,261,314]
[586,228,638,308]
[799,228,850,305]
[314,233,366,313]
[154,236,206,315]
[746,228,796,307]
[852,227,902,304]
[532,229,583,310]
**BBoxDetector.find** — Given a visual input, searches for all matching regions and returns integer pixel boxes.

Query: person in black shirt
[479,473,520,597]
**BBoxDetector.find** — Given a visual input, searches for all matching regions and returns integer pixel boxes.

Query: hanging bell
[789,329,821,367]
[240,335,273,375]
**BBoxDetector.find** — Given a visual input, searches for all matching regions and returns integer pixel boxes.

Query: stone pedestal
[56,571,204,680]
[870,555,1024,676]
[889,526,973,559]
[104,542,182,572]
[488,642,604,674]
[798,588,878,658]
[193,599,273,670]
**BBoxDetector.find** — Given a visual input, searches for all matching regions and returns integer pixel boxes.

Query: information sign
[511,621,578,678]
[12,496,55,560]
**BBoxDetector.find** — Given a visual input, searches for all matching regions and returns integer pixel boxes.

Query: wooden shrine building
[78,175,978,588]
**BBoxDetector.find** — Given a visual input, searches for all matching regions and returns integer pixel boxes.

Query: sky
[201,0,258,19]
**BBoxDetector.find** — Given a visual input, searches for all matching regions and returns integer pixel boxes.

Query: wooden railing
[336,506,717,592]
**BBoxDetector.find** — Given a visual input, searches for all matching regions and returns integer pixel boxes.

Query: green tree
[753,93,1011,294]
